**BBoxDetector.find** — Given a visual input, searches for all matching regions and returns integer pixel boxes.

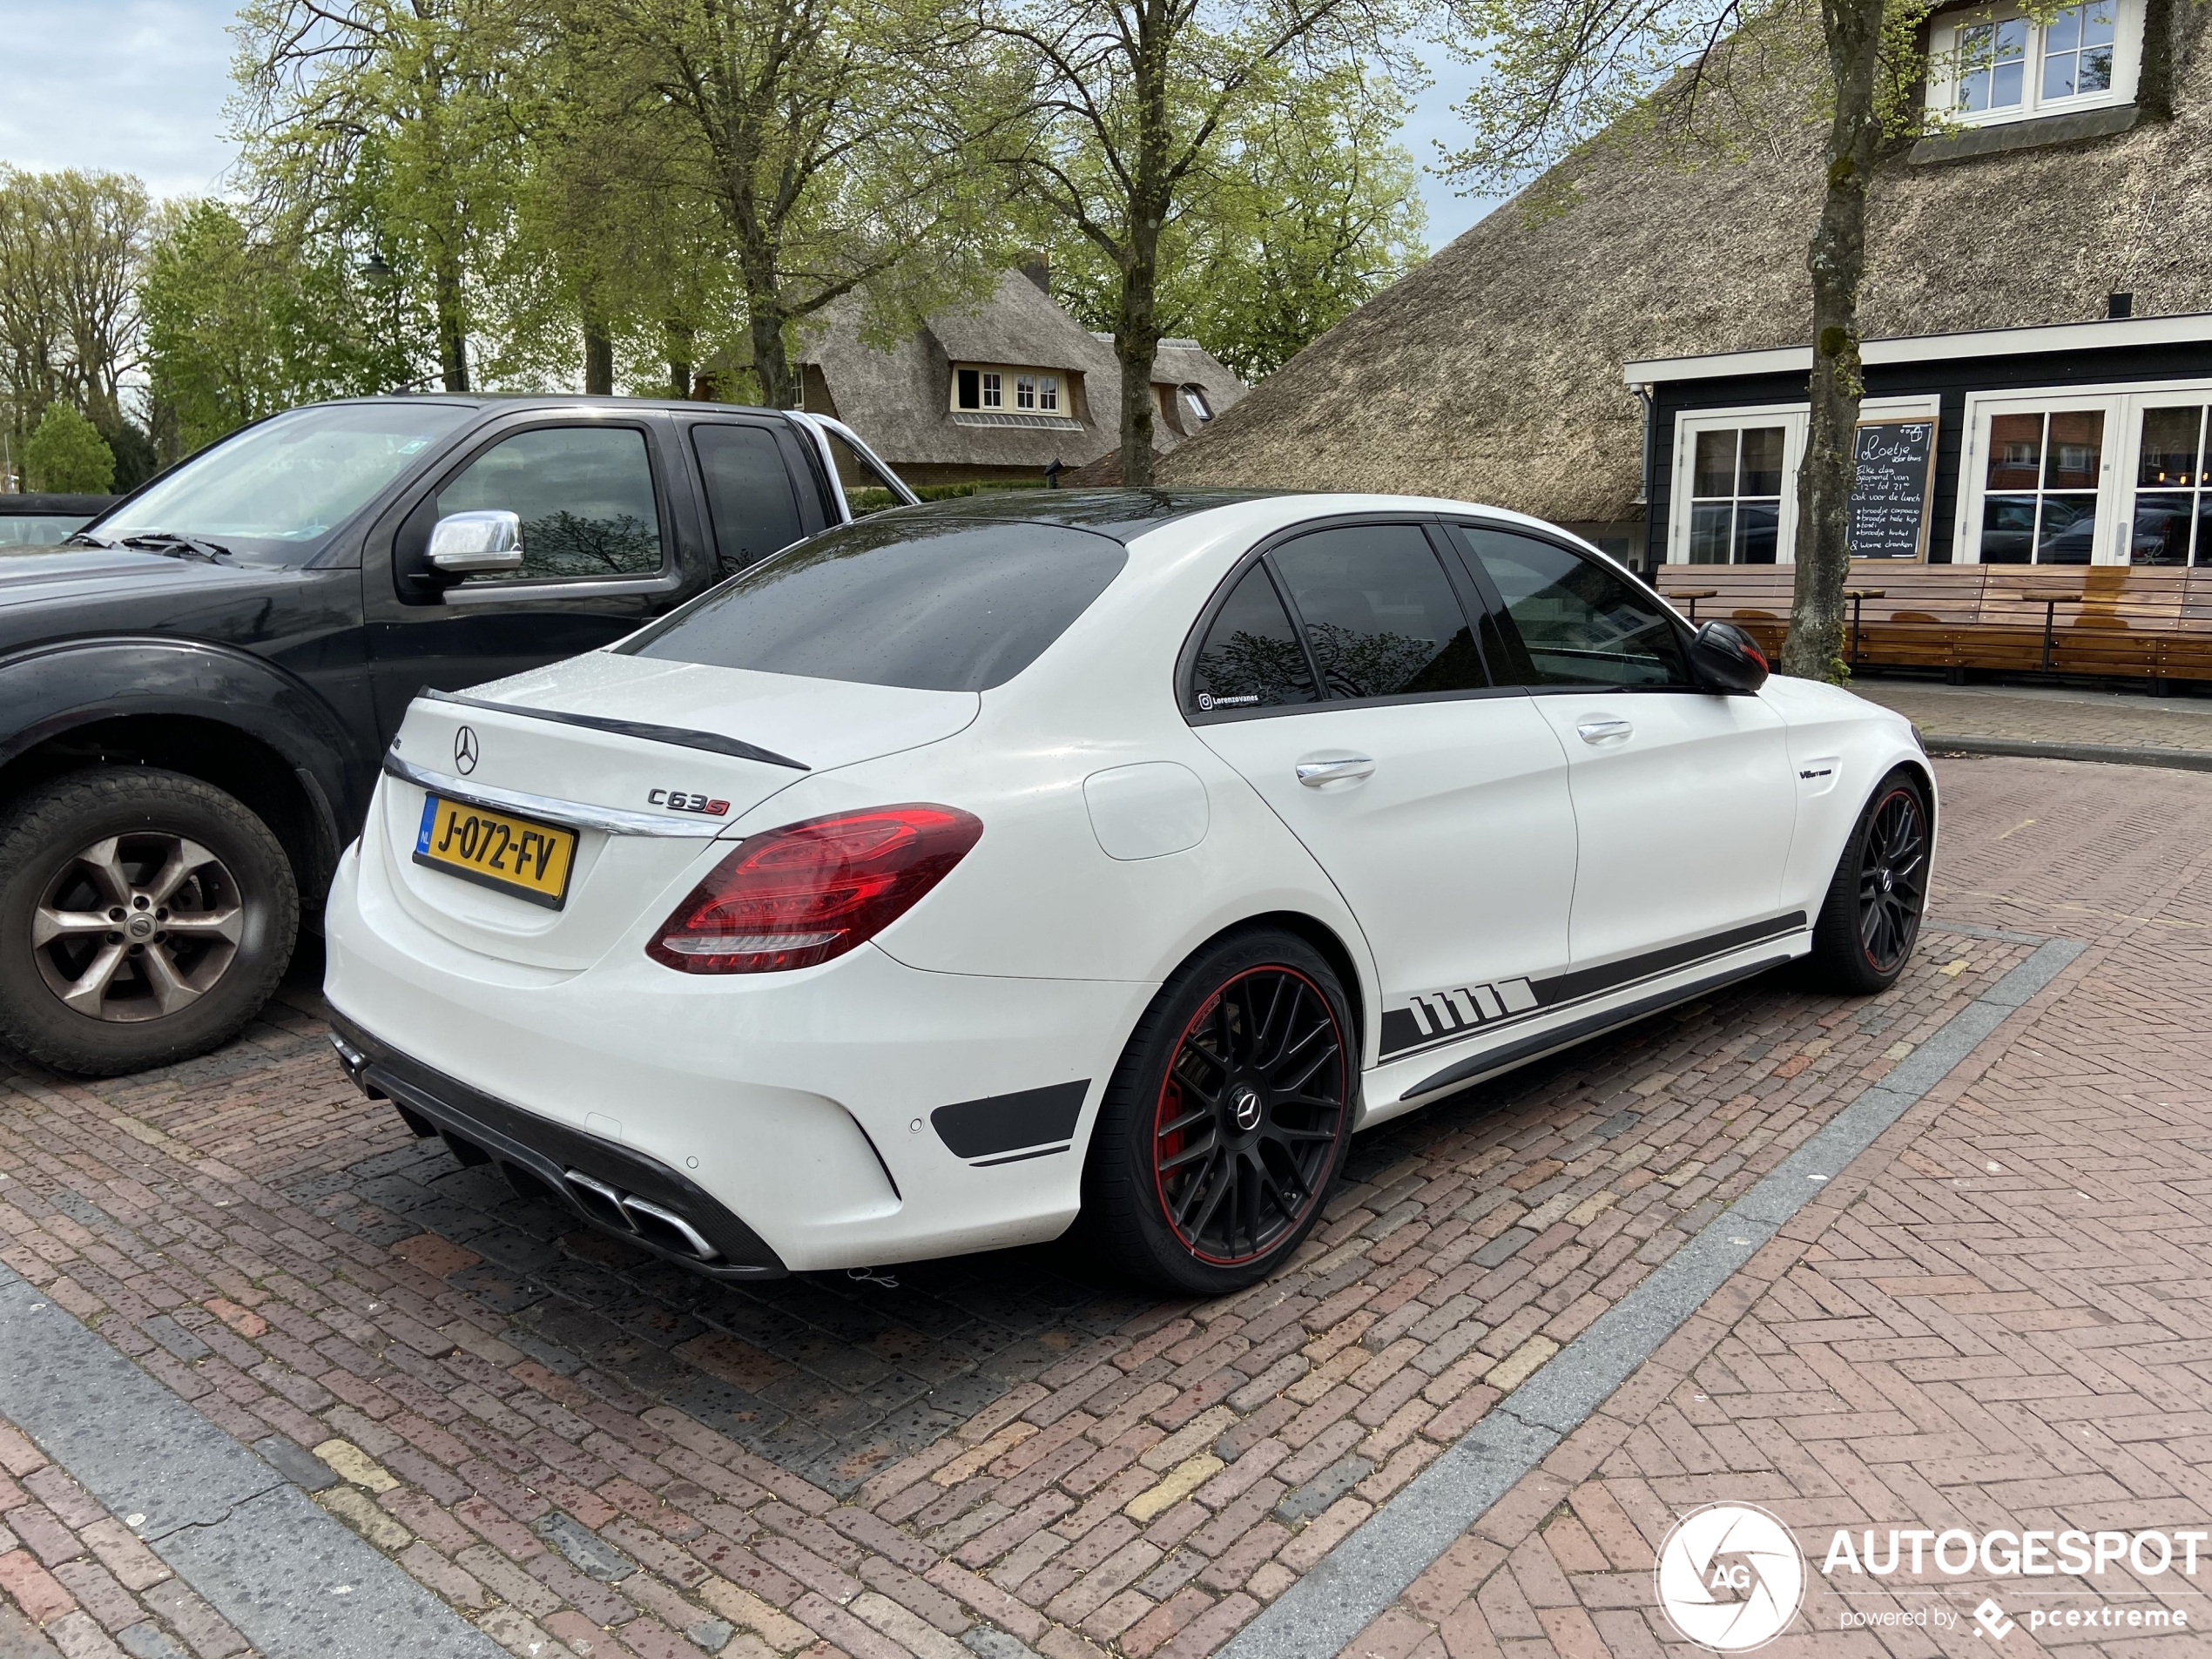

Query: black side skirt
[1399,954,1794,1104]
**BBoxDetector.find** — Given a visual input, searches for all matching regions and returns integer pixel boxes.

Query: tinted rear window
[620,516,1127,691]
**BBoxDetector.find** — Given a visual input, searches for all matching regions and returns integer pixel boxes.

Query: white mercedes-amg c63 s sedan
[324,491,1933,1293]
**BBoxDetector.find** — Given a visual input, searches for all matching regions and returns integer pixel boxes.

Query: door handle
[1295,755,1375,787]
[1576,717,1634,745]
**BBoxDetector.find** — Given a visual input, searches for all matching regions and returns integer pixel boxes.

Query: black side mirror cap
[1689,618,1770,692]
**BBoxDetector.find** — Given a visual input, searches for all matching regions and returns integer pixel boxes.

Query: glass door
[1979,409,2105,563]
[2129,403,2211,565]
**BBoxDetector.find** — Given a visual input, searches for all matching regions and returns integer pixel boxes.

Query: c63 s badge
[648,788,730,817]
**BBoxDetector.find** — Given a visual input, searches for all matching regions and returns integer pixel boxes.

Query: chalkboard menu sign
[1847,418,1937,559]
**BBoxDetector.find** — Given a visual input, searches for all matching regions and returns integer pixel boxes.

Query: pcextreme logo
[1655,1504,1805,1651]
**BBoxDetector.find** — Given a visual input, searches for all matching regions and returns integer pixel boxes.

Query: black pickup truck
[0,396,916,1076]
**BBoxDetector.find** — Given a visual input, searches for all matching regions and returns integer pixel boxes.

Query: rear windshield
[620,516,1127,691]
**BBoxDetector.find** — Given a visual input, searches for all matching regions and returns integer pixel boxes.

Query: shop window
[2132,405,2212,565]
[1979,410,2103,563]
[1688,426,1786,563]
[1928,0,2138,127]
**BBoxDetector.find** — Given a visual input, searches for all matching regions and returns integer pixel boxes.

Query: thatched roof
[803,272,1249,474]
[802,272,1117,471]
[1159,9,2212,522]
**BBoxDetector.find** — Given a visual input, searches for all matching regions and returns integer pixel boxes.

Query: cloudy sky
[0,0,1497,247]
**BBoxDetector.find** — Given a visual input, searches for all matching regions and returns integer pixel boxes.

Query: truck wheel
[0,769,298,1076]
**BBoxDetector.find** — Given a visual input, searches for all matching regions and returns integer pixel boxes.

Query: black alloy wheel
[1085,929,1355,1293]
[1153,968,1346,1264]
[1857,786,1928,975]
[0,769,297,1076]
[1808,768,1930,995]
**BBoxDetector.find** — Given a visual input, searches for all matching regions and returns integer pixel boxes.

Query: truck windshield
[85,402,475,564]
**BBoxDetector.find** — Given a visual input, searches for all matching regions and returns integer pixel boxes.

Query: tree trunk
[1116,238,1161,486]
[435,251,469,393]
[666,320,695,400]
[583,324,614,395]
[750,305,793,408]
[1116,9,1171,488]
[1780,0,1886,683]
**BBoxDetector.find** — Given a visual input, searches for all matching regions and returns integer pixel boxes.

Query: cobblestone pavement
[2,754,2206,1659]
[1851,678,2212,756]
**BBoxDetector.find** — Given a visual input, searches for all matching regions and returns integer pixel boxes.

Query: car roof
[301,392,795,419]
[877,489,1290,542]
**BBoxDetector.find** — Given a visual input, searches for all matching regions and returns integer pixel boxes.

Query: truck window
[436,426,665,583]
[690,424,805,571]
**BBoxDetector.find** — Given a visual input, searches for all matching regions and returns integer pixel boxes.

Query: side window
[1459,527,1689,688]
[1271,524,1488,700]
[820,428,907,517]
[435,426,664,583]
[1190,563,1318,712]
[691,424,804,572]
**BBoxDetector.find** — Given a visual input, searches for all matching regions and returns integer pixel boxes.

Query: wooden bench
[1650,564,2212,682]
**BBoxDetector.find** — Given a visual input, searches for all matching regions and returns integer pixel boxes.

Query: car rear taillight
[646,804,982,974]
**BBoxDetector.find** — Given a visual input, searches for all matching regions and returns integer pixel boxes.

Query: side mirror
[1689,618,1770,692]
[428,509,523,576]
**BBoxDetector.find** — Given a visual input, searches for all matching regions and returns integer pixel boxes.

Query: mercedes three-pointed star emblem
[454,725,479,774]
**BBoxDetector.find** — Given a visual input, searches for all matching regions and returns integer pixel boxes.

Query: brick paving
[2,753,2207,1659]
[1851,678,2212,756]
[1352,753,2212,1657]
[0,1415,251,1659]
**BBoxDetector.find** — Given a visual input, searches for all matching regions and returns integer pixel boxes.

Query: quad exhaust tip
[563,1169,722,1262]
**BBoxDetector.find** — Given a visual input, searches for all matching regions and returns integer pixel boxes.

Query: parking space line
[0,1267,504,1659]
[1220,930,2086,1659]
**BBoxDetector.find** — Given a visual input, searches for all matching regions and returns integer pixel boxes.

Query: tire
[0,769,298,1076]
[1082,927,1356,1295]
[1805,768,1931,996]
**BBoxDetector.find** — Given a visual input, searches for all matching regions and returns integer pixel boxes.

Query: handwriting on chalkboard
[1848,419,1936,560]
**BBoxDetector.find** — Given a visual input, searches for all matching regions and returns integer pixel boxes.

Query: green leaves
[24,401,115,494]
[140,200,396,457]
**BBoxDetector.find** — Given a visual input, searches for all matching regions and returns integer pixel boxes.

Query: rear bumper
[328,1015,788,1278]
[322,841,1156,1271]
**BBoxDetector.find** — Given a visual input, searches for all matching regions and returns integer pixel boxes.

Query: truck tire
[0,769,298,1076]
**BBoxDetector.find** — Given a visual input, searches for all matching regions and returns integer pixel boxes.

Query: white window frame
[1956,379,2212,565]
[1039,374,1060,412]
[1925,0,2141,130]
[1667,405,1807,565]
[1667,398,1940,564]
[981,371,1002,409]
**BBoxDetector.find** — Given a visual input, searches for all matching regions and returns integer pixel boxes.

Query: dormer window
[1928,0,2140,126]
[954,365,1068,415]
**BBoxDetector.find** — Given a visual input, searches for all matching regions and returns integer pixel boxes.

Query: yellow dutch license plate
[414,794,577,908]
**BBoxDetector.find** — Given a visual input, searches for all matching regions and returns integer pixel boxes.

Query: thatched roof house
[799,267,1245,487]
[1162,3,2212,573]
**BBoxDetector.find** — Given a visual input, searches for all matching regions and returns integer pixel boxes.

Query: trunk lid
[378,651,978,968]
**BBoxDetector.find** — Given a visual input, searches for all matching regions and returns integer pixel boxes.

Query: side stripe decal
[1377,912,1808,1062]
